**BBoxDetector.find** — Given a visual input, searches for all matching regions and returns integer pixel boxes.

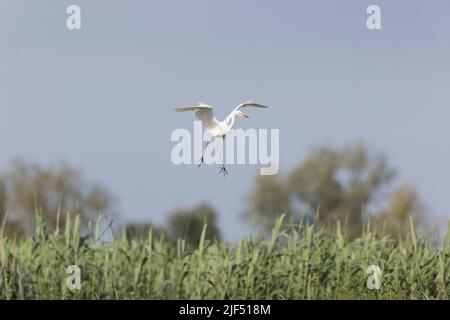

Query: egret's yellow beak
[241,112,249,119]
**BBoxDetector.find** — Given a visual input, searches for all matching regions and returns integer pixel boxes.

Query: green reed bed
[0,214,449,299]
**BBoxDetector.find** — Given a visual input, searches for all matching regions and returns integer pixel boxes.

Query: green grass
[0,214,449,300]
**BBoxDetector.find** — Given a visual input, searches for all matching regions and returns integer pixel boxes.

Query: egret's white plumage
[175,103,217,130]
[176,101,268,136]
[175,101,269,176]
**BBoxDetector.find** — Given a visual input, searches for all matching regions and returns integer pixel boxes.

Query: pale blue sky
[1,1,449,239]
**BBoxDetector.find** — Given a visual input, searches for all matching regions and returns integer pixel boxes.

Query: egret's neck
[225,112,237,129]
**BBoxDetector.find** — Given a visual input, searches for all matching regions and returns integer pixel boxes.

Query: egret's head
[236,110,249,118]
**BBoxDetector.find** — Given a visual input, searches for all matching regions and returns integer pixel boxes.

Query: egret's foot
[197,157,204,168]
[219,165,228,177]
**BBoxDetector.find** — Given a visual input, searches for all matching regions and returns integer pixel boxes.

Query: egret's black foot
[219,165,228,177]
[197,157,204,168]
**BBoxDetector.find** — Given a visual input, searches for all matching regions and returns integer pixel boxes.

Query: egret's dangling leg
[198,137,215,168]
[218,136,228,177]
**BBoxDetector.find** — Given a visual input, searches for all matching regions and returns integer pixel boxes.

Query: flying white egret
[175,101,269,176]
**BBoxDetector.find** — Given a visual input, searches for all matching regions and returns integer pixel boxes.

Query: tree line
[0,143,429,244]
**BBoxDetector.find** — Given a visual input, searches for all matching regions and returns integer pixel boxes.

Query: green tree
[0,175,25,238]
[243,175,291,233]
[167,204,221,246]
[2,159,116,232]
[287,143,394,238]
[125,223,166,240]
[245,143,427,239]
[0,175,6,221]
[372,184,426,238]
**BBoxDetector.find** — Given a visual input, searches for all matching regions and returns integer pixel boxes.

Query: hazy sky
[1,1,449,240]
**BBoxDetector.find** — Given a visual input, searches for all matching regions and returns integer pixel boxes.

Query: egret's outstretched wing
[233,101,269,113]
[175,103,216,128]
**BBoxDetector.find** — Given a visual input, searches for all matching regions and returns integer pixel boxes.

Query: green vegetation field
[0,215,449,300]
